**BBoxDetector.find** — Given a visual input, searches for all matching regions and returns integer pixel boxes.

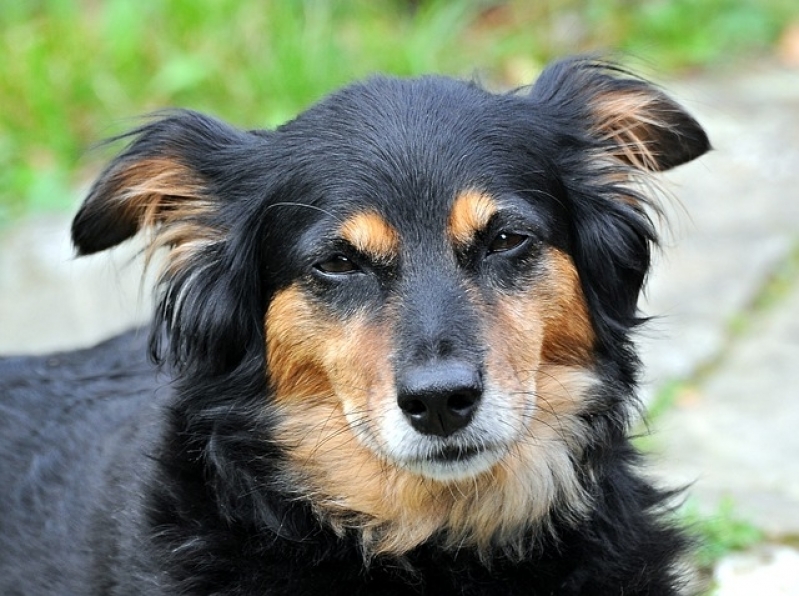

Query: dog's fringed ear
[527,59,710,344]
[529,57,710,172]
[73,111,269,373]
[72,110,252,255]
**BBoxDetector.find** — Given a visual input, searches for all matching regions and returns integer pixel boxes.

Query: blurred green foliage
[1,0,797,220]
[683,498,765,574]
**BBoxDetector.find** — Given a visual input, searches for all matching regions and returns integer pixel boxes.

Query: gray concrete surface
[713,545,799,595]
[1,62,798,590]
[0,218,151,354]
[654,281,799,532]
[635,65,799,540]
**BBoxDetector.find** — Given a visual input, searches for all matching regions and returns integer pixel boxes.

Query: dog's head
[72,58,709,556]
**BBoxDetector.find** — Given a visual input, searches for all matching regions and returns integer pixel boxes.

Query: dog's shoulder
[1,329,160,412]
[0,330,171,593]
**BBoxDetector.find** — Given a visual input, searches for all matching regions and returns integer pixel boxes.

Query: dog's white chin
[398,447,505,482]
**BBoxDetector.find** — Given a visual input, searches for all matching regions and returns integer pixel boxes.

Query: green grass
[682,498,765,586]
[2,0,798,222]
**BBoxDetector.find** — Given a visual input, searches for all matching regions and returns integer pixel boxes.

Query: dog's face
[72,59,709,555]
[264,81,596,484]
[262,182,599,553]
[266,191,591,479]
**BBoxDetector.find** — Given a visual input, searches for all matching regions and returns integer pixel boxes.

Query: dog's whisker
[263,201,343,222]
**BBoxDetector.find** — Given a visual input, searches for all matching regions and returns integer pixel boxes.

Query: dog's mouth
[430,444,483,463]
[399,442,506,482]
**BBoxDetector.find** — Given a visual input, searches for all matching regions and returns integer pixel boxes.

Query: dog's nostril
[401,398,428,417]
[447,391,478,416]
[396,362,482,438]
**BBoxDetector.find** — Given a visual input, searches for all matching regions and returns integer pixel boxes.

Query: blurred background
[2,2,799,594]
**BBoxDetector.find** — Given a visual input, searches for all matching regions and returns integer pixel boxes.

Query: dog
[0,57,709,595]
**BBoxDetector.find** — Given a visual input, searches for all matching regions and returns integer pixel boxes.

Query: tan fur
[589,90,666,172]
[105,157,221,274]
[273,364,595,557]
[339,211,400,262]
[266,285,394,406]
[448,190,498,246]
[266,280,596,558]
[112,157,212,225]
[538,249,595,365]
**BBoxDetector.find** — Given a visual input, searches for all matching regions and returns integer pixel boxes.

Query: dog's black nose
[397,362,482,437]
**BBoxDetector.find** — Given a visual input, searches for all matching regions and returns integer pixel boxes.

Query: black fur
[1,57,709,594]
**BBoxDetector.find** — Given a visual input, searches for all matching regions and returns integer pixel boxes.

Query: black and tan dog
[0,58,709,594]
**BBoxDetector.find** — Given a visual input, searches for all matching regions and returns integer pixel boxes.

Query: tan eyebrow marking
[339,211,400,262]
[448,190,498,247]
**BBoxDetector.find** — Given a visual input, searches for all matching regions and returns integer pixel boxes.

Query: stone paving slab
[638,64,799,390]
[714,545,799,596]
[629,65,799,539]
[0,216,151,354]
[652,279,799,534]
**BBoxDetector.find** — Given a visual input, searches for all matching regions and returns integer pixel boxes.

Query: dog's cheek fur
[265,284,395,475]
[539,248,596,365]
[484,247,598,531]
[266,285,448,553]
[264,252,600,558]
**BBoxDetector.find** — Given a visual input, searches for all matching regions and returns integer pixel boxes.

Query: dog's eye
[488,232,528,254]
[315,254,360,275]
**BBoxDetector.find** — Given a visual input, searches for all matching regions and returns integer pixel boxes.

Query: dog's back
[0,332,165,594]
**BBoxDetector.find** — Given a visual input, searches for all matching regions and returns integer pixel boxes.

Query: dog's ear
[529,57,710,172]
[73,111,271,372]
[72,110,260,255]
[527,59,710,342]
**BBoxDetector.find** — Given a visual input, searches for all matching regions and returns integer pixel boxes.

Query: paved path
[640,63,799,592]
[638,64,799,537]
[2,62,798,591]
[0,218,150,354]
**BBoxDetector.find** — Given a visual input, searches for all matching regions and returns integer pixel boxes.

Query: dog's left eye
[315,254,360,275]
[488,232,528,254]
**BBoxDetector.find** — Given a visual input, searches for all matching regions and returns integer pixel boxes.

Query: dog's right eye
[314,254,360,275]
